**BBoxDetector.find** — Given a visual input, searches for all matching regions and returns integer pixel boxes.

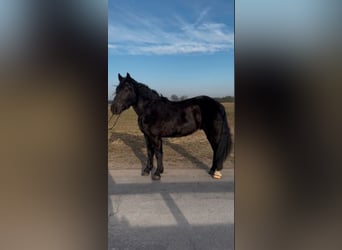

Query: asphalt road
[108,169,234,250]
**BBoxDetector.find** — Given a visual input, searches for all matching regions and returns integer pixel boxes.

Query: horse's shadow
[163,140,209,170]
[109,132,209,171]
[109,132,147,169]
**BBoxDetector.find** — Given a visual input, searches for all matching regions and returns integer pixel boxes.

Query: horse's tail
[216,106,232,170]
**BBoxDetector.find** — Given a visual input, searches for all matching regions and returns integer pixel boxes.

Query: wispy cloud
[108,7,233,55]
[108,44,117,49]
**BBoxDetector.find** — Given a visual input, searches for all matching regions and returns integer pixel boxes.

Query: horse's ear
[126,73,131,79]
[118,73,123,81]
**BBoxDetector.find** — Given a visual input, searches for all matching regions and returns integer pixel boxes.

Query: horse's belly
[141,106,201,137]
[160,120,198,137]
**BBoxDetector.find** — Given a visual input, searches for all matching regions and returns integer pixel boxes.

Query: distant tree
[170,94,179,101]
[214,96,235,103]
[180,95,188,101]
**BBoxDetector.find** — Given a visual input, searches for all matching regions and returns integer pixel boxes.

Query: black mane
[131,79,168,101]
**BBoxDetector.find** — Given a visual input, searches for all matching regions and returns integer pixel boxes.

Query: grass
[108,102,234,171]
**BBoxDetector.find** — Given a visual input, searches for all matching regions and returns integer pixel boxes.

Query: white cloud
[108,8,234,55]
[108,44,117,49]
[115,42,233,55]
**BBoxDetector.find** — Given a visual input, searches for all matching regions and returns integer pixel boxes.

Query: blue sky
[108,0,234,99]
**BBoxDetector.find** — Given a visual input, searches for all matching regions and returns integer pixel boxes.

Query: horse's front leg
[152,137,163,180]
[142,135,154,176]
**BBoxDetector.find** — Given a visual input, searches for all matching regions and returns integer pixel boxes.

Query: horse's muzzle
[111,104,124,114]
[110,104,119,114]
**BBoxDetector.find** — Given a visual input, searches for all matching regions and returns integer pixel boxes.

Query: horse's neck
[132,84,160,116]
[132,94,151,117]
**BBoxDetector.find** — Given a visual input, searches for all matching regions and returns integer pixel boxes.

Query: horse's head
[111,73,137,114]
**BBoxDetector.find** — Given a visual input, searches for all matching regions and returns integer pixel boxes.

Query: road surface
[108,168,234,250]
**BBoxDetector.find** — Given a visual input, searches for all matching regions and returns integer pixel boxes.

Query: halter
[108,113,121,130]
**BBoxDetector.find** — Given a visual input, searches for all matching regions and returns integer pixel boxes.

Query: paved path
[108,169,234,250]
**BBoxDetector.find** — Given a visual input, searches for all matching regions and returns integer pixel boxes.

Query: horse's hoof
[209,170,222,179]
[210,170,222,179]
[141,171,150,176]
[152,174,161,180]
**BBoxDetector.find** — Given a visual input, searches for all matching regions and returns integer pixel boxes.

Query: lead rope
[108,113,121,130]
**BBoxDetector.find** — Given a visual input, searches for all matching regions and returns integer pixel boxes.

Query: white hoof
[212,171,222,179]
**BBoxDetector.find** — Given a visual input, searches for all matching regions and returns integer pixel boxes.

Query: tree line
[109,95,234,104]
[170,94,234,103]
[213,96,234,103]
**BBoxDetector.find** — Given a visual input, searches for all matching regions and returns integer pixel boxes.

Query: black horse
[111,73,232,180]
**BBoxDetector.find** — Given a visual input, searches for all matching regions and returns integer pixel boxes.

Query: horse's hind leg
[204,126,222,178]
[142,135,154,176]
[209,147,224,179]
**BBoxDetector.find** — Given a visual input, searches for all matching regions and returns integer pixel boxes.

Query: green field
[108,103,234,171]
